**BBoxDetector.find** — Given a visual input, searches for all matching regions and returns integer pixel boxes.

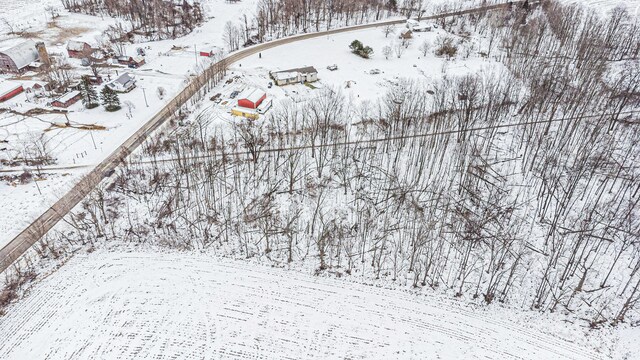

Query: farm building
[67,41,92,59]
[107,73,136,93]
[271,66,318,86]
[231,107,259,120]
[25,82,53,98]
[51,91,81,108]
[0,81,24,102]
[237,88,267,109]
[0,40,39,74]
[117,55,145,68]
[199,47,221,57]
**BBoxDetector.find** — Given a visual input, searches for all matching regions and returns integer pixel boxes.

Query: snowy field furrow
[0,251,605,359]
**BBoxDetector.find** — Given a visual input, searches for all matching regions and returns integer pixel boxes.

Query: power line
[133,109,639,165]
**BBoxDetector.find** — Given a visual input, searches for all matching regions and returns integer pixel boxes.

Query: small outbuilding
[51,90,81,108]
[67,41,92,59]
[117,55,145,68]
[231,107,259,120]
[0,40,39,74]
[0,81,24,102]
[107,73,136,93]
[237,88,267,109]
[25,82,53,98]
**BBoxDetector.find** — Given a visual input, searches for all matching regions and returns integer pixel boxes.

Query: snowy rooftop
[54,91,80,103]
[238,88,265,103]
[0,40,38,70]
[276,66,318,75]
[0,81,22,97]
[272,71,298,81]
[113,73,135,86]
[67,40,89,52]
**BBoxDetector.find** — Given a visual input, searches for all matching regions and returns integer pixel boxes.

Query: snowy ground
[559,0,640,16]
[0,0,259,248]
[0,250,624,359]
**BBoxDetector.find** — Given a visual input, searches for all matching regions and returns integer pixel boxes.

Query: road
[0,2,522,273]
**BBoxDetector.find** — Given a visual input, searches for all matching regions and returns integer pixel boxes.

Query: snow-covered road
[0,251,607,359]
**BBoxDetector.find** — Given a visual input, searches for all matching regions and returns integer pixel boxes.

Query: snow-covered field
[0,250,622,359]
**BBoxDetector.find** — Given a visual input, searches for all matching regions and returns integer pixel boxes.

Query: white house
[107,73,136,93]
[271,66,318,86]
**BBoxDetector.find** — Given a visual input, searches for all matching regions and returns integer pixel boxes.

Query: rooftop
[0,40,39,70]
[0,81,22,97]
[67,40,89,52]
[54,90,80,103]
[274,66,318,75]
[238,88,266,103]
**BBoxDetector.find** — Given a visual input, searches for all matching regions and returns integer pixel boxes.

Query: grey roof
[114,73,135,86]
[0,40,38,70]
[275,66,318,75]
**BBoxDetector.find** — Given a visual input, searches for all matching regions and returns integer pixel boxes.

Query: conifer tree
[100,86,121,112]
[81,76,99,109]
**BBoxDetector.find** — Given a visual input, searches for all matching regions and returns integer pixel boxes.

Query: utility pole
[142,87,149,107]
[89,131,97,150]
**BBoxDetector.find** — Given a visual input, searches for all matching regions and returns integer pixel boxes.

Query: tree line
[40,1,640,327]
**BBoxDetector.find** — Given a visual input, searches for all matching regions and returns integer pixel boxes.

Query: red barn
[67,41,92,59]
[237,88,266,109]
[51,91,81,108]
[0,81,24,102]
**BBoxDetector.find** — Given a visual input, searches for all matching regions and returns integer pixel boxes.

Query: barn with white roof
[237,88,267,109]
[0,40,39,74]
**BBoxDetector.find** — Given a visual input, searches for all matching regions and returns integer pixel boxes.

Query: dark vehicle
[230,90,240,99]
[103,169,116,178]
[210,93,222,102]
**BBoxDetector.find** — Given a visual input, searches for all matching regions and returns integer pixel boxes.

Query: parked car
[230,90,240,99]
[369,69,381,75]
[210,93,222,102]
[327,64,338,71]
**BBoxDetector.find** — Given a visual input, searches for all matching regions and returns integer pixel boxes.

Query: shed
[0,81,24,102]
[67,41,92,59]
[51,90,81,108]
[237,88,266,109]
[0,40,39,74]
[117,55,145,68]
[107,73,136,93]
[231,107,259,120]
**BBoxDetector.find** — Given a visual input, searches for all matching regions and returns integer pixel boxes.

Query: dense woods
[38,1,640,327]
[60,0,204,40]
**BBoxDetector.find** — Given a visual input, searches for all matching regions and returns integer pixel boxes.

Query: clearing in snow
[0,251,607,359]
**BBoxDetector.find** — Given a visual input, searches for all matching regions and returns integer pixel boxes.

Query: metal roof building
[0,40,39,73]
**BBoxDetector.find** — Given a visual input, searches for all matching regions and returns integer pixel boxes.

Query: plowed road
[0,2,522,273]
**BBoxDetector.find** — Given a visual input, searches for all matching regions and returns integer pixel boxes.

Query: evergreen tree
[101,86,121,112]
[81,76,99,109]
